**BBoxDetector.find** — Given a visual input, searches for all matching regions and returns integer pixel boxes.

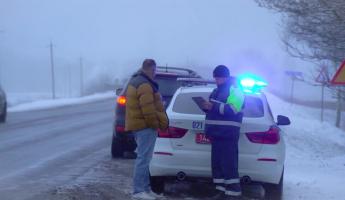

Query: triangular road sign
[331,61,345,85]
[315,67,328,83]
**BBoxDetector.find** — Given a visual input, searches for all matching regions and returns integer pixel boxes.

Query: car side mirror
[116,88,123,96]
[277,115,291,126]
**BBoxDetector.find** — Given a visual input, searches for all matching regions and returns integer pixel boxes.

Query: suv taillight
[245,126,280,144]
[116,125,125,133]
[117,96,126,105]
[158,127,188,138]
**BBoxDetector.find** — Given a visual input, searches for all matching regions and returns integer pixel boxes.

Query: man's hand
[202,101,213,111]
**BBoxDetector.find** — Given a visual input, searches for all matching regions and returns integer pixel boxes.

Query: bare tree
[256,0,345,127]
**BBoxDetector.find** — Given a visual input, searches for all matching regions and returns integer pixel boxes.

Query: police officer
[202,65,245,200]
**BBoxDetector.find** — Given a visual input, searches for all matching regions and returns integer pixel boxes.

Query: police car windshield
[172,92,264,118]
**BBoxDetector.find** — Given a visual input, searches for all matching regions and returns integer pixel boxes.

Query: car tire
[123,151,137,159]
[111,136,124,158]
[0,103,6,123]
[150,176,165,194]
[264,168,284,200]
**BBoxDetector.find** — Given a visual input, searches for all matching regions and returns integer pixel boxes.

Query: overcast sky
[0,0,313,94]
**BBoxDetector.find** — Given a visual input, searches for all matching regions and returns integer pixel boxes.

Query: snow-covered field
[266,92,345,200]
[7,91,116,112]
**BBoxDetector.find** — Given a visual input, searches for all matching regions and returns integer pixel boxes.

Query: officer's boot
[210,192,228,200]
[225,183,242,200]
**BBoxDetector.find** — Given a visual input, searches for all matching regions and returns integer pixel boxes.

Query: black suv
[111,66,204,158]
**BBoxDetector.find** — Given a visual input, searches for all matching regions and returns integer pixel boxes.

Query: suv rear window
[155,76,206,107]
[121,73,204,108]
[172,92,264,118]
[156,77,181,97]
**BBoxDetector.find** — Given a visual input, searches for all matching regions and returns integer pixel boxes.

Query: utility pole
[0,56,2,86]
[49,41,56,99]
[290,77,295,105]
[321,84,325,122]
[285,70,304,105]
[0,30,5,86]
[68,65,72,98]
[79,57,84,96]
[0,64,2,86]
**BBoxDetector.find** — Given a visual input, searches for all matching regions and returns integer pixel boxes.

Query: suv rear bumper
[113,124,137,152]
[150,140,284,185]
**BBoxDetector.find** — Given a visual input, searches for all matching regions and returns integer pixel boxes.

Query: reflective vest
[227,86,245,113]
[204,82,245,139]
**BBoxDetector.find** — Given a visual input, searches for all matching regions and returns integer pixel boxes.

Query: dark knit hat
[213,65,230,78]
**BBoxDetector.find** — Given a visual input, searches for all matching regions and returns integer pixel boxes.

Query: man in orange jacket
[125,59,169,200]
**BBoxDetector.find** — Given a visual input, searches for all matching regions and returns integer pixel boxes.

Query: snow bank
[8,91,116,112]
[7,93,53,107]
[265,91,345,200]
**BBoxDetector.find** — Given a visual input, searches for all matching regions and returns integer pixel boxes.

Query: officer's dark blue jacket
[205,80,244,139]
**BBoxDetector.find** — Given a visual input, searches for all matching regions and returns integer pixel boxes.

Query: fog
[0,0,314,97]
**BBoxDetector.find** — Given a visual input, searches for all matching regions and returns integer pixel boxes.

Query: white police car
[149,75,290,199]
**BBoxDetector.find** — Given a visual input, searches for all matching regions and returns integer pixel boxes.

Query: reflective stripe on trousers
[213,178,240,184]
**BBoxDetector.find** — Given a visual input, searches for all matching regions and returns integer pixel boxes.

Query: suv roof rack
[157,66,201,78]
[177,76,239,87]
[177,78,215,84]
[176,78,215,87]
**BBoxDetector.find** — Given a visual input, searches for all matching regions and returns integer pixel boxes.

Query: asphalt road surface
[0,99,263,200]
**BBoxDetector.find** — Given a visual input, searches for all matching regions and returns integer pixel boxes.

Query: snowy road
[0,98,220,200]
[0,99,121,200]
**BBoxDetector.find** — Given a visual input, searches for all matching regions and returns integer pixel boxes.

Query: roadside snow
[266,92,345,200]
[7,93,53,107]
[8,91,116,112]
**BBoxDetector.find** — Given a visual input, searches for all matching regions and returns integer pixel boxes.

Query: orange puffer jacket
[125,71,169,132]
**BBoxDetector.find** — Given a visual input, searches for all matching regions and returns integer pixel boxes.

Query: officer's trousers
[211,131,240,193]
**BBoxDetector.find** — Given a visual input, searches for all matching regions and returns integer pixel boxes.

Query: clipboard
[192,96,207,111]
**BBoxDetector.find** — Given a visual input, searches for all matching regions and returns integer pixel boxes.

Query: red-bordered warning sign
[331,61,345,85]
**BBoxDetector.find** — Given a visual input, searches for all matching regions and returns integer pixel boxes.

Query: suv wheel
[111,136,124,158]
[123,151,137,159]
[264,168,284,200]
[0,103,6,123]
[150,176,165,194]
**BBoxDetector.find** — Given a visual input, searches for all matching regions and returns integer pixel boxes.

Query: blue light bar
[240,79,256,88]
[237,74,267,94]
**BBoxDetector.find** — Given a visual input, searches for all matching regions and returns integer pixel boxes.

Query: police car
[149,75,290,199]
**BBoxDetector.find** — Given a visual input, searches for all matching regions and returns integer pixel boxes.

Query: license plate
[195,133,211,144]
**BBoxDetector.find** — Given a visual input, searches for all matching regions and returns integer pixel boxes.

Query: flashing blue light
[240,79,255,87]
[243,89,253,93]
[256,81,267,87]
[237,74,267,94]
